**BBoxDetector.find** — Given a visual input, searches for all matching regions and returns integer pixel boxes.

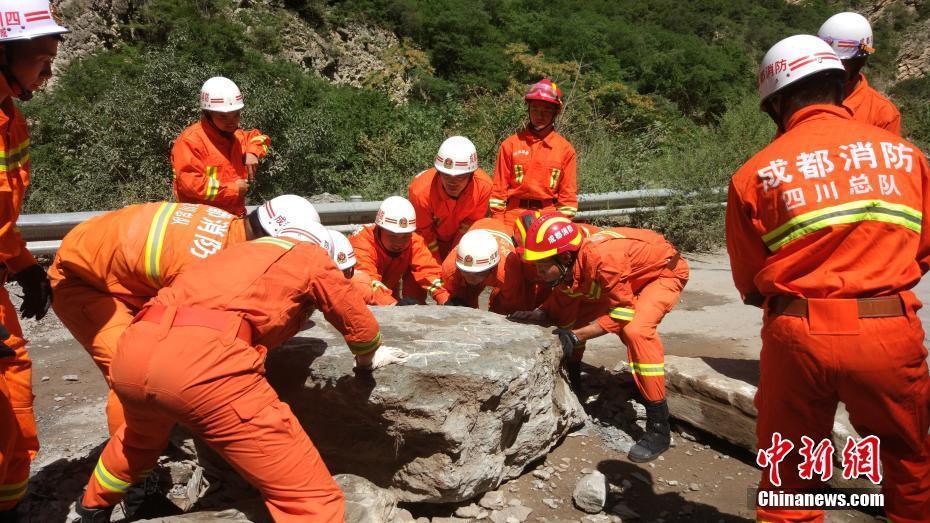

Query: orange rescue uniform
[349,224,449,304]
[48,202,247,434]
[82,237,382,522]
[490,128,578,228]
[0,74,40,512]
[172,116,270,217]
[845,73,901,135]
[539,228,688,402]
[726,104,930,523]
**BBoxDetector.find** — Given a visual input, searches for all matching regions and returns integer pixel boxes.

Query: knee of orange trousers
[756,508,825,523]
[621,325,666,402]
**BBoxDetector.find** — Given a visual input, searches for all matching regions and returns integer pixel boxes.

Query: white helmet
[758,34,844,103]
[375,196,416,234]
[434,136,478,176]
[200,76,244,112]
[328,229,356,271]
[276,219,333,256]
[256,195,321,237]
[818,12,873,60]
[0,0,68,42]
[456,230,501,273]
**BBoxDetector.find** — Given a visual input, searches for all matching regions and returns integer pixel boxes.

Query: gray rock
[532,469,551,481]
[134,510,251,522]
[542,498,560,509]
[62,374,79,382]
[490,506,533,523]
[454,503,483,518]
[272,306,585,503]
[573,471,607,514]
[335,474,397,523]
[479,490,507,510]
[688,482,701,491]
[391,508,416,523]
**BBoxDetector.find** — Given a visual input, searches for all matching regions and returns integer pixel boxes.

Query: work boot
[566,361,583,391]
[72,496,112,523]
[627,399,671,463]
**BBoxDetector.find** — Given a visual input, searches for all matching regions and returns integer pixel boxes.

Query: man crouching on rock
[509,212,688,463]
[72,231,408,522]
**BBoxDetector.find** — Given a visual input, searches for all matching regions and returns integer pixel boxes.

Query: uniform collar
[784,103,852,132]
[200,114,235,141]
[521,126,557,147]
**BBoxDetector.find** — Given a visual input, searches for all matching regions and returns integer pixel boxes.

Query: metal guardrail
[19,189,697,256]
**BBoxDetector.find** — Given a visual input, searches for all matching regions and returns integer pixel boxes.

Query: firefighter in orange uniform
[327,229,396,306]
[350,196,450,305]
[490,79,578,228]
[0,3,67,518]
[818,12,901,134]
[73,229,406,523]
[511,214,687,463]
[48,195,320,435]
[727,35,930,522]
[172,76,271,217]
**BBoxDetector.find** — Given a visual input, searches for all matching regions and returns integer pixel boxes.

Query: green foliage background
[23,0,929,250]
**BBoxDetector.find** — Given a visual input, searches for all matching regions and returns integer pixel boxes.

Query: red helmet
[524,79,563,107]
[521,212,583,262]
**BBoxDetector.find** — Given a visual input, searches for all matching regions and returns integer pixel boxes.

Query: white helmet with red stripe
[375,196,416,234]
[328,229,356,270]
[256,194,321,237]
[434,136,478,176]
[818,12,873,60]
[0,0,68,42]
[200,76,244,112]
[758,34,844,103]
[276,219,333,256]
[456,230,500,273]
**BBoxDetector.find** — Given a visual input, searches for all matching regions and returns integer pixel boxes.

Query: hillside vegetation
[23,0,930,249]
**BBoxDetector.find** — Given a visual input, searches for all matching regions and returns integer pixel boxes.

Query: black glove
[11,264,52,321]
[0,324,13,358]
[553,328,581,358]
[444,296,470,307]
[396,297,420,306]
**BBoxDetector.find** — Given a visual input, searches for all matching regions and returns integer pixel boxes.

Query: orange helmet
[524,78,563,107]
[521,212,583,262]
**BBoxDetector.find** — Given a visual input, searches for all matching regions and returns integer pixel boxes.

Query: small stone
[53,396,64,402]
[490,506,533,523]
[561,457,571,462]
[680,430,697,442]
[392,508,415,522]
[666,480,679,486]
[580,468,594,475]
[454,503,482,518]
[508,499,523,507]
[648,463,655,469]
[62,374,79,382]
[724,476,735,481]
[542,498,559,509]
[480,490,506,510]
[533,469,551,481]
[689,483,701,491]
[532,480,546,490]
[573,471,607,514]
[65,392,73,397]
[685,451,693,456]
[41,376,50,382]
[657,455,665,461]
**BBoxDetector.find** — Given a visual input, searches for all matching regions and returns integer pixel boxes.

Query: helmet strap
[550,253,576,288]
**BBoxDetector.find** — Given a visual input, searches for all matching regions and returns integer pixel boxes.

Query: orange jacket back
[592,227,679,292]
[153,237,381,354]
[726,104,929,301]
[845,73,901,136]
[408,167,492,260]
[171,117,270,217]
[49,202,247,308]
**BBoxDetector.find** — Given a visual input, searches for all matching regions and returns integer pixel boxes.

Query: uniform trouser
[755,292,930,523]
[570,260,689,402]
[82,308,344,522]
[0,287,37,510]
[50,278,137,435]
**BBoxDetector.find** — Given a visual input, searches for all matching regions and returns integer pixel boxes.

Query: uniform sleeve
[468,171,492,224]
[349,231,396,303]
[351,270,397,306]
[408,234,450,304]
[538,289,580,329]
[238,128,271,159]
[0,192,37,272]
[171,135,242,211]
[408,175,441,258]
[916,153,930,274]
[556,145,578,218]
[592,253,636,335]
[884,106,902,136]
[725,178,769,304]
[490,142,510,218]
[306,255,383,355]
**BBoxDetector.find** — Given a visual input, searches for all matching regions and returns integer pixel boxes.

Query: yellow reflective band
[593,230,625,240]
[428,240,439,252]
[253,237,296,250]
[371,280,389,292]
[489,198,506,210]
[347,331,382,354]
[427,278,444,294]
[0,139,30,172]
[484,229,515,248]
[609,307,635,321]
[0,479,27,502]
[250,135,268,144]
[205,166,220,201]
[587,281,601,300]
[762,199,922,252]
[629,362,665,377]
[549,168,561,189]
[514,164,525,184]
[93,458,132,494]
[558,206,577,216]
[560,288,584,298]
[143,203,178,287]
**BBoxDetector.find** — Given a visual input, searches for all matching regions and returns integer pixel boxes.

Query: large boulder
[267,306,586,503]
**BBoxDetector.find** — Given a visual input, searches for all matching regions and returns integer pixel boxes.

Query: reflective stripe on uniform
[347,331,382,354]
[592,230,624,240]
[587,281,602,300]
[514,165,525,184]
[371,280,390,292]
[205,166,220,201]
[253,237,296,250]
[0,480,27,503]
[427,240,439,252]
[427,278,444,296]
[143,202,179,286]
[558,206,577,217]
[762,199,922,252]
[609,307,635,322]
[93,458,133,494]
[0,139,29,173]
[489,198,506,210]
[250,135,270,154]
[549,168,561,189]
[629,362,664,377]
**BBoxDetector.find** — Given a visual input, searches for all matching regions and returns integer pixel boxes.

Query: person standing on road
[0,2,67,518]
[727,34,929,522]
[489,79,578,228]
[818,12,901,134]
[172,76,271,217]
